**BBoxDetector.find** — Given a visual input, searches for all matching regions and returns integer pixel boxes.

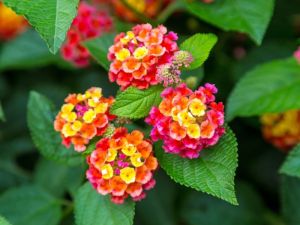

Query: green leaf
[74,183,135,225]
[0,30,56,70]
[155,126,238,205]
[27,91,82,165]
[83,34,115,71]
[3,0,79,54]
[0,185,61,225]
[181,182,266,225]
[281,175,300,225]
[111,85,164,119]
[0,216,12,225]
[0,102,5,122]
[183,0,274,44]
[227,58,300,121]
[280,145,300,178]
[180,33,217,70]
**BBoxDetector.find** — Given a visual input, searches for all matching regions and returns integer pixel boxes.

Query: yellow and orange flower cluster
[261,110,300,151]
[0,2,28,40]
[86,127,158,204]
[54,87,115,152]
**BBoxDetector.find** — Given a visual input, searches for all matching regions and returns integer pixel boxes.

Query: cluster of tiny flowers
[108,23,179,90]
[0,2,27,40]
[86,127,158,204]
[146,83,225,159]
[61,1,113,67]
[156,50,193,87]
[294,47,300,63]
[54,87,115,152]
[261,110,300,151]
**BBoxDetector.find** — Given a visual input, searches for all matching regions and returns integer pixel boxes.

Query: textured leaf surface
[183,0,274,44]
[0,216,12,225]
[3,0,79,53]
[0,30,56,70]
[0,185,61,225]
[83,34,115,71]
[111,85,164,119]
[280,145,300,178]
[27,91,82,165]
[227,58,300,121]
[74,183,135,225]
[180,33,217,70]
[281,175,300,225]
[156,126,238,205]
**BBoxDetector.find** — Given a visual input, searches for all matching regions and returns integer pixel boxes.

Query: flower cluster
[86,127,158,204]
[261,110,300,151]
[294,47,300,63]
[61,1,113,67]
[146,83,225,159]
[0,2,27,40]
[108,23,179,90]
[54,87,115,152]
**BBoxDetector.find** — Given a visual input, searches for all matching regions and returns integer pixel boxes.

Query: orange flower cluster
[86,127,158,204]
[0,2,27,40]
[54,88,115,152]
[261,110,300,151]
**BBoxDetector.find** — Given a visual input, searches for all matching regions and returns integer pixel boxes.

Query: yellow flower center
[133,47,149,60]
[71,120,82,132]
[130,153,144,167]
[62,123,77,137]
[106,148,117,162]
[101,164,114,179]
[83,109,96,123]
[116,48,131,61]
[187,123,201,139]
[178,110,196,127]
[189,99,206,117]
[121,144,137,156]
[120,167,136,184]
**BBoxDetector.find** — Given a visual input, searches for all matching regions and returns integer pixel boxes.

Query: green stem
[156,0,185,23]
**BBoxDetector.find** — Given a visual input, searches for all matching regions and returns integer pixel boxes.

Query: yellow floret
[189,99,206,117]
[106,148,117,162]
[95,103,108,114]
[62,112,77,123]
[71,120,82,132]
[83,109,96,123]
[133,47,149,60]
[62,123,77,137]
[187,123,201,139]
[101,164,114,179]
[121,144,137,156]
[130,153,144,167]
[178,110,196,127]
[116,48,131,61]
[120,167,136,184]
[61,103,74,113]
[77,94,86,101]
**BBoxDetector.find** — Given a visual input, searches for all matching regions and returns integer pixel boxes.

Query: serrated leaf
[74,183,135,225]
[280,145,300,178]
[83,34,115,71]
[281,175,300,225]
[27,91,82,165]
[180,33,217,70]
[0,102,5,122]
[183,0,274,44]
[0,216,12,225]
[227,58,300,121]
[155,126,238,205]
[0,185,61,225]
[111,85,164,119]
[3,0,79,54]
[0,30,56,70]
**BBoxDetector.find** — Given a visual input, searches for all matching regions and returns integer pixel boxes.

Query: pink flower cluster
[61,1,113,67]
[145,83,225,159]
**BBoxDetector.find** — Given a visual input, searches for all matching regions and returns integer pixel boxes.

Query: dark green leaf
[111,85,164,119]
[280,145,300,178]
[83,34,115,71]
[183,0,275,44]
[3,0,79,53]
[227,58,300,121]
[0,185,61,225]
[180,33,217,70]
[0,102,5,122]
[156,126,238,205]
[27,91,82,165]
[74,183,135,225]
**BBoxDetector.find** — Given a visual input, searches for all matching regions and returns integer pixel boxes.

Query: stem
[156,0,185,23]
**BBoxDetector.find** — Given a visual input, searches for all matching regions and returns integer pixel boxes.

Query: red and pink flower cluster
[146,83,225,159]
[108,24,179,90]
[86,127,158,204]
[61,1,113,67]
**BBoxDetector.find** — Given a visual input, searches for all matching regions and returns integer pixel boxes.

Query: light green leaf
[0,30,56,70]
[74,183,135,225]
[3,0,79,54]
[156,126,238,205]
[281,175,300,225]
[0,102,5,122]
[111,85,164,119]
[280,145,300,178]
[227,58,300,121]
[83,34,115,71]
[180,33,217,70]
[27,91,82,165]
[0,185,61,225]
[0,216,12,225]
[183,0,274,44]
